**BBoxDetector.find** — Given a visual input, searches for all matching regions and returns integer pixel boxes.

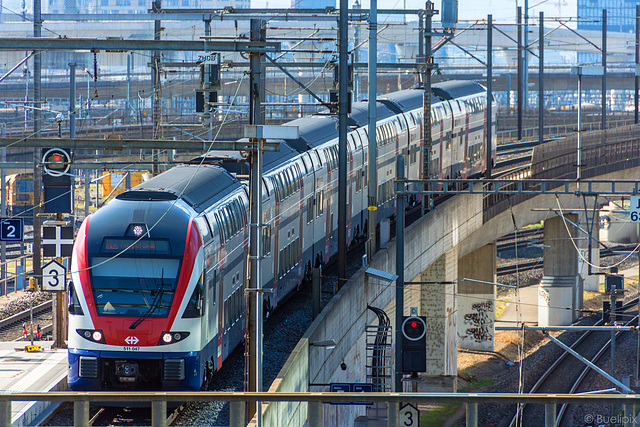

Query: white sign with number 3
[399,403,419,427]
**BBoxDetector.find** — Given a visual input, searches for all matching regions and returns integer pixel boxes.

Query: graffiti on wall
[463,300,493,343]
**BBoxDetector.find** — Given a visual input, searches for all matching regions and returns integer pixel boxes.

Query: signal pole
[247,18,265,425]
[336,0,348,288]
[366,0,378,261]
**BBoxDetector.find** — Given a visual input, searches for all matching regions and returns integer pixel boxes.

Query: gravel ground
[455,254,640,427]
[0,291,51,319]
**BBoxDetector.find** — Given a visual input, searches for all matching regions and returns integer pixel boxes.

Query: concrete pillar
[416,249,457,391]
[579,210,600,292]
[539,214,578,326]
[458,243,496,351]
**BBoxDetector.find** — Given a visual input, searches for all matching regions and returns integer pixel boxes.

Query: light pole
[570,66,603,191]
[84,68,92,118]
[55,113,63,137]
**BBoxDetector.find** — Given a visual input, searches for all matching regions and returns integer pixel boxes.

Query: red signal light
[411,321,417,328]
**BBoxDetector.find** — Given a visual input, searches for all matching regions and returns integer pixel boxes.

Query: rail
[5,391,640,427]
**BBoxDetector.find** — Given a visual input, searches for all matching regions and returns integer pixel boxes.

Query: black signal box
[401,315,427,373]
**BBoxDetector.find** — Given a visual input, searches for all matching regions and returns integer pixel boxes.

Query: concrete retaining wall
[260,191,484,426]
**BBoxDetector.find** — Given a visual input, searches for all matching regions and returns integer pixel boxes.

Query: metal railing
[3,391,640,427]
[0,253,30,295]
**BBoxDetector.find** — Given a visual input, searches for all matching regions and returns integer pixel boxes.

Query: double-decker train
[68,80,496,391]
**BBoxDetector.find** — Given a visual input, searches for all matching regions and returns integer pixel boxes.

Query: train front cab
[68,213,213,393]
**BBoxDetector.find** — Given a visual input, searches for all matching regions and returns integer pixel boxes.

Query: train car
[68,80,496,392]
[101,170,149,199]
[5,173,34,224]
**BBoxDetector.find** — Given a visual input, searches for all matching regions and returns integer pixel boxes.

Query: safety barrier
[1,391,639,427]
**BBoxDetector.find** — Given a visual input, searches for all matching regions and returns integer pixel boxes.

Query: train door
[205,269,217,364]
[440,103,453,179]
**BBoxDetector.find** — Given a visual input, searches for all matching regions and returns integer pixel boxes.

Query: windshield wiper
[129,269,167,330]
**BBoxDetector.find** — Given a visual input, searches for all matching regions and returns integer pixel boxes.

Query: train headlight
[76,329,106,344]
[157,331,190,345]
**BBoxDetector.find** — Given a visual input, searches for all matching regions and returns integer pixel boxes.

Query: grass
[421,402,461,427]
[523,221,543,229]
[494,296,513,318]
[459,376,494,392]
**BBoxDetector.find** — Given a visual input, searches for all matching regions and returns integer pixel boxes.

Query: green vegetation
[459,376,494,392]
[523,221,543,229]
[421,402,461,426]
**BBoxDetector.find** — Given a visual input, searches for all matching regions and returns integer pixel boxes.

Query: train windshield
[89,256,180,317]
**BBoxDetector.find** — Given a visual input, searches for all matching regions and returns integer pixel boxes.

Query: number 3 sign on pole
[42,260,66,292]
[399,403,419,427]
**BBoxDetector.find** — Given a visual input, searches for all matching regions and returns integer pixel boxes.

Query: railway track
[84,403,185,426]
[497,244,635,276]
[0,300,53,341]
[508,297,639,426]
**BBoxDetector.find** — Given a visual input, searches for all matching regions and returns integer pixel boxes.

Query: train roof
[431,80,485,100]
[186,141,299,174]
[116,164,241,213]
[378,89,439,112]
[283,115,339,151]
[349,101,397,127]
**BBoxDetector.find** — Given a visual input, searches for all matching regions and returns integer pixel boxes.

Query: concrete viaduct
[254,125,640,426]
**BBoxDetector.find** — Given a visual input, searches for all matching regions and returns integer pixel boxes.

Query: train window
[279,173,288,199]
[286,169,295,194]
[223,299,229,329]
[221,208,233,240]
[214,212,225,242]
[232,289,238,324]
[68,282,84,315]
[307,195,314,223]
[262,225,271,256]
[316,190,324,217]
[240,199,248,226]
[291,167,299,192]
[364,165,368,187]
[227,205,238,236]
[235,200,244,229]
[286,168,294,193]
[270,177,280,202]
[355,169,362,193]
[182,275,203,318]
[226,205,237,236]
[294,164,302,189]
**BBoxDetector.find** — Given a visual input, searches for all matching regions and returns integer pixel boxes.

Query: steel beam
[40,9,422,22]
[160,61,425,69]
[497,326,637,331]
[0,38,280,52]
[398,178,640,196]
[0,138,280,151]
